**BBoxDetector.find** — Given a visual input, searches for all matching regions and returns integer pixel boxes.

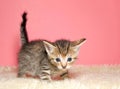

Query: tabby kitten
[18,12,86,81]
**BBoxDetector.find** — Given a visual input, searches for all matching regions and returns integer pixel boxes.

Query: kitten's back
[18,40,48,77]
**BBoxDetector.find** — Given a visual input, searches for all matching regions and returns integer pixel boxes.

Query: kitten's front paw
[40,76,53,82]
[45,79,52,83]
[60,71,69,80]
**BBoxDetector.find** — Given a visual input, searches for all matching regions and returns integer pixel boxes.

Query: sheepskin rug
[0,65,120,89]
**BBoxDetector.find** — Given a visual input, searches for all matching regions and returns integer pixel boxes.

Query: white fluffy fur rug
[0,65,120,89]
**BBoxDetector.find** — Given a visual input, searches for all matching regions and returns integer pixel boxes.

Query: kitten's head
[43,38,86,70]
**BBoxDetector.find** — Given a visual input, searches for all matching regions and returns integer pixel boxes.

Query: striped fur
[20,12,29,45]
[18,12,86,81]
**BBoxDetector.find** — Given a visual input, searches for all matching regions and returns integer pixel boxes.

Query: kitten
[18,12,86,81]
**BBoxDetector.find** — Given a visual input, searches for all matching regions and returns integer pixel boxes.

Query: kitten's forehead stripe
[55,40,70,55]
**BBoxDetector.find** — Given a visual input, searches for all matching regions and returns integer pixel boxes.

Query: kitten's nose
[61,62,67,69]
[62,65,67,69]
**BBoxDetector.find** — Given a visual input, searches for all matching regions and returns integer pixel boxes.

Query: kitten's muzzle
[62,65,66,69]
[61,64,67,69]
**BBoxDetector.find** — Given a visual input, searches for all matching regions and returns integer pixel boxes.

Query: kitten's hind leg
[18,71,35,78]
[17,72,25,77]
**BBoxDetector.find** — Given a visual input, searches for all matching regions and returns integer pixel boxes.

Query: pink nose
[62,65,67,69]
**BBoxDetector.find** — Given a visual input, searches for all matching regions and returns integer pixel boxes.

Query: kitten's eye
[55,58,61,62]
[67,57,72,62]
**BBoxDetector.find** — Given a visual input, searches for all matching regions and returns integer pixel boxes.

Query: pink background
[0,0,120,66]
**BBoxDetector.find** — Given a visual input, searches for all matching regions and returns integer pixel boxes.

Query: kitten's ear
[43,41,56,54]
[71,38,86,52]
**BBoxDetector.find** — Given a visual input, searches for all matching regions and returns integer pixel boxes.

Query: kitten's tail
[20,12,29,45]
